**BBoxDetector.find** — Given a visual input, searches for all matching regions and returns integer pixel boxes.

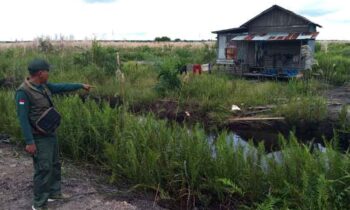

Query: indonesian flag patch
[19,99,25,105]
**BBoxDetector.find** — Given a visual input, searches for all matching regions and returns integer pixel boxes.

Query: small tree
[155,68,181,96]
[36,37,54,53]
[154,36,171,42]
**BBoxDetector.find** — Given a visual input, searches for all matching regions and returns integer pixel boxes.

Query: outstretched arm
[47,83,93,94]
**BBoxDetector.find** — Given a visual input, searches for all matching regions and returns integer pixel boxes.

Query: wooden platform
[242,73,295,80]
[227,117,285,123]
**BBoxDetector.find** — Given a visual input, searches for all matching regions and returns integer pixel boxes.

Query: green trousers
[32,135,61,208]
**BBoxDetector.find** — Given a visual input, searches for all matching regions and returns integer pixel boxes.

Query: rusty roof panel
[231,32,319,41]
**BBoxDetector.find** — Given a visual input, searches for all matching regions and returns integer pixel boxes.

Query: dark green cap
[28,59,51,74]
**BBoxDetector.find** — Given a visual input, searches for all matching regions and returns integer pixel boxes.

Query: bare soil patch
[0,138,165,210]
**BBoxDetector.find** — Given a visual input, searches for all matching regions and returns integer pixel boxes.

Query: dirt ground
[0,137,166,210]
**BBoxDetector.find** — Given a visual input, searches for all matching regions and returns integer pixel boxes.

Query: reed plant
[2,42,350,208]
[0,90,349,209]
[0,42,333,127]
[314,42,350,85]
[0,91,21,138]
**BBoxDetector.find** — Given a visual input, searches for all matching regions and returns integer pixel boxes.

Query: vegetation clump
[1,41,350,209]
[154,36,171,42]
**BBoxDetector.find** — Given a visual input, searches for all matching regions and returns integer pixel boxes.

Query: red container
[193,64,202,74]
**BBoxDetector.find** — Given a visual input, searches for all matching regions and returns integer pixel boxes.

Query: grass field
[0,40,349,209]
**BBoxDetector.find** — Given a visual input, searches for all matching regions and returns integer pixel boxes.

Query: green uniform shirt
[16,82,83,145]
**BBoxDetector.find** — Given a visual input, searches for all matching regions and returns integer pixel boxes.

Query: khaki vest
[17,78,53,128]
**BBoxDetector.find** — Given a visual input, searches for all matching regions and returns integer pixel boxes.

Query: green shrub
[276,96,327,123]
[1,90,350,209]
[314,43,350,85]
[73,40,117,74]
[37,37,54,53]
[155,68,181,96]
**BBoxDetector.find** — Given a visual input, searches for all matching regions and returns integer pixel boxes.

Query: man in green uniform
[15,58,93,210]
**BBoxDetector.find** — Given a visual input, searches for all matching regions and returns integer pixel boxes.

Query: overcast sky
[0,0,349,41]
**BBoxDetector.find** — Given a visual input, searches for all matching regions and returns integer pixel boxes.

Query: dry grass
[318,40,350,53]
[0,40,215,50]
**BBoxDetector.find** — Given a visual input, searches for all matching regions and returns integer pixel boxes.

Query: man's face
[38,70,49,84]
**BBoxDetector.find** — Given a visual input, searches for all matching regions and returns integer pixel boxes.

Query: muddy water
[208,132,327,171]
[223,119,349,152]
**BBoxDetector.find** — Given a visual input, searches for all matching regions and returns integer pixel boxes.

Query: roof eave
[312,23,322,28]
[212,27,248,34]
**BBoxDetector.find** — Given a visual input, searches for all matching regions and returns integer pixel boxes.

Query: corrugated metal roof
[231,32,319,41]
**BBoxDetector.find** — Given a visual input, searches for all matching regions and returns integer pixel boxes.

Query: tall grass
[314,42,350,85]
[1,90,349,209]
[175,75,327,123]
[276,96,327,123]
[2,41,350,208]
[0,91,21,138]
[0,41,331,123]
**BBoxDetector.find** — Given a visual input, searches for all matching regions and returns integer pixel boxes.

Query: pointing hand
[82,84,95,92]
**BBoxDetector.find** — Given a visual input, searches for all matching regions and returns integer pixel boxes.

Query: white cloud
[0,0,349,41]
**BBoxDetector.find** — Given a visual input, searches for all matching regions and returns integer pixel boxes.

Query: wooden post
[117,52,120,69]
[116,52,125,130]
